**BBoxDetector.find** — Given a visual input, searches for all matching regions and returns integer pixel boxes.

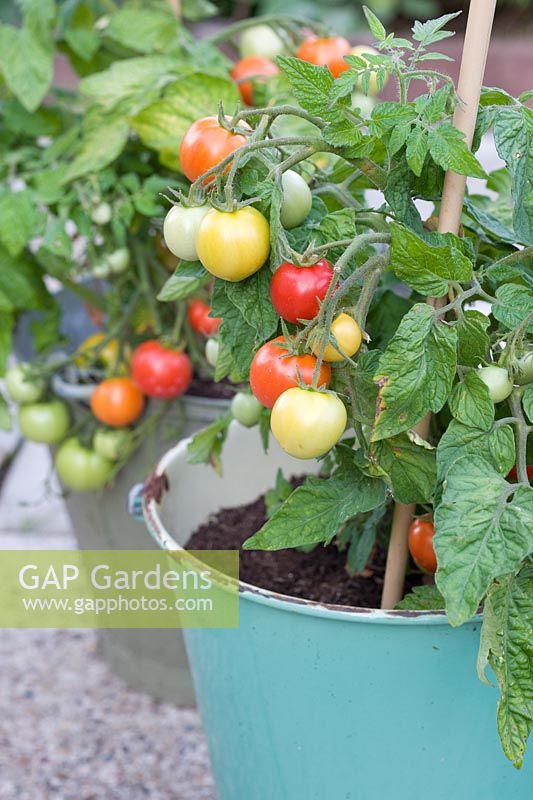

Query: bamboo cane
[380,0,498,610]
[167,0,181,19]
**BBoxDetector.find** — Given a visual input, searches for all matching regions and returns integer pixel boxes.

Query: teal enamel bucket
[141,422,532,799]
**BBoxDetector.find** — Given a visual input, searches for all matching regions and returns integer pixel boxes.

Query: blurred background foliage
[1,0,532,32]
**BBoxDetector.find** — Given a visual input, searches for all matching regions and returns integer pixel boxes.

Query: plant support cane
[380,0,498,610]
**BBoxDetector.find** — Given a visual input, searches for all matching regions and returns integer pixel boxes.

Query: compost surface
[186,485,423,608]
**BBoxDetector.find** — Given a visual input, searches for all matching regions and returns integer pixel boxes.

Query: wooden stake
[167,0,181,19]
[380,0,497,610]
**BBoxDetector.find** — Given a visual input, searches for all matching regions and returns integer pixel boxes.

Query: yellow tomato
[313,314,362,363]
[75,334,128,369]
[270,388,347,459]
[196,206,270,282]
[350,45,385,95]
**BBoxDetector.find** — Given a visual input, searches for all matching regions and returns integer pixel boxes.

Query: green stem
[232,105,327,130]
[509,392,530,485]
[133,242,162,336]
[205,15,324,45]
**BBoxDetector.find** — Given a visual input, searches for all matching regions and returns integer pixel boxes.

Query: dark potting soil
[186,482,423,608]
[186,376,237,400]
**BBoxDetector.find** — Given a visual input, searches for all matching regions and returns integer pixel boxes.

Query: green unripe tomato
[55,437,113,492]
[5,364,45,404]
[280,170,313,230]
[91,202,112,226]
[18,400,70,444]
[205,338,219,367]
[351,91,376,119]
[92,261,111,279]
[107,247,130,274]
[239,24,285,60]
[93,427,133,462]
[478,366,513,403]
[231,392,262,428]
[514,351,533,386]
[163,205,211,262]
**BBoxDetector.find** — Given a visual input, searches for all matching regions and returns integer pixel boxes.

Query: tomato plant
[249,337,331,409]
[169,9,533,765]
[296,36,352,77]
[187,300,222,337]
[408,519,437,573]
[55,438,113,492]
[196,207,271,281]
[179,117,248,184]
[18,400,70,444]
[231,56,280,106]
[91,378,144,427]
[513,351,533,386]
[270,260,334,323]
[270,388,347,458]
[131,341,193,399]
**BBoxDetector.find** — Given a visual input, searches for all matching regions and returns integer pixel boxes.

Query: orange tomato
[90,378,144,428]
[179,116,248,184]
[296,36,352,78]
[231,55,280,105]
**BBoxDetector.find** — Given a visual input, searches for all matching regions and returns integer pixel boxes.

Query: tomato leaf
[103,5,180,54]
[411,13,461,46]
[429,124,487,178]
[372,304,457,440]
[435,456,533,626]
[405,126,429,177]
[448,370,495,431]
[0,190,35,257]
[363,6,387,40]
[0,1,55,112]
[132,71,239,167]
[225,265,278,342]
[157,262,209,302]
[277,56,338,120]
[64,116,129,183]
[478,567,533,768]
[493,284,533,334]
[454,309,490,367]
[369,431,436,503]
[211,281,258,380]
[390,223,473,295]
[396,584,444,611]
[243,468,386,551]
[494,107,533,245]
[437,419,515,481]
[186,414,232,474]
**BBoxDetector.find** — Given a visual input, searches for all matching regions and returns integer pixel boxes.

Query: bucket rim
[142,436,479,627]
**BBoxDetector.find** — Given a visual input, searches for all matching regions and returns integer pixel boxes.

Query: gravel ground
[0,628,216,800]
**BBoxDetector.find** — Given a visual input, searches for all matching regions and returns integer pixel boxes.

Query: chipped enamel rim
[142,438,481,627]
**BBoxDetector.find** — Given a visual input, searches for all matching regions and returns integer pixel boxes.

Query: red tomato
[187,299,222,337]
[179,116,247,183]
[131,341,193,400]
[91,378,144,428]
[270,259,335,324]
[249,336,331,409]
[507,464,533,482]
[231,55,280,105]
[408,519,437,574]
[296,36,352,78]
